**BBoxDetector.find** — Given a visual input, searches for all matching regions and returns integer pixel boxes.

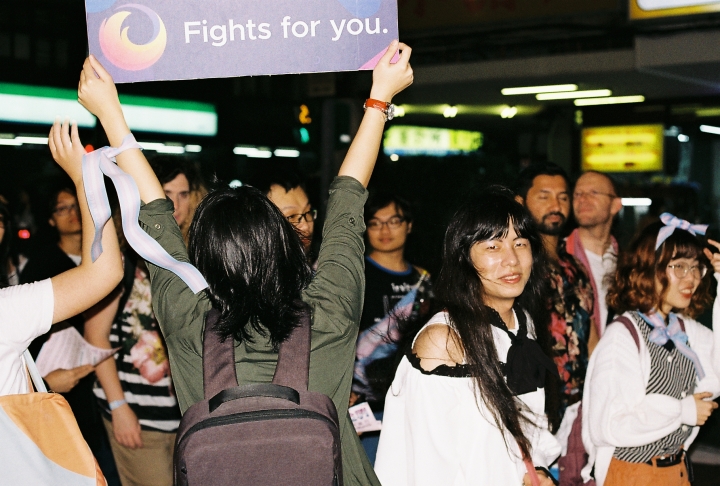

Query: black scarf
[488,306,558,396]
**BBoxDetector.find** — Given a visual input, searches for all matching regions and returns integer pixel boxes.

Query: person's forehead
[163,173,190,192]
[56,191,77,205]
[372,202,402,219]
[575,172,612,192]
[531,174,567,192]
[268,185,310,212]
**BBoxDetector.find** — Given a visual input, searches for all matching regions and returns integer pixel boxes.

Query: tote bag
[0,350,106,486]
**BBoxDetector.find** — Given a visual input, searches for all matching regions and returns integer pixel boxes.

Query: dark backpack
[558,315,686,486]
[174,306,344,486]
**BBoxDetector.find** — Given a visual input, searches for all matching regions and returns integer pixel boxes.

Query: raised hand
[48,119,86,183]
[369,40,413,103]
[77,55,124,123]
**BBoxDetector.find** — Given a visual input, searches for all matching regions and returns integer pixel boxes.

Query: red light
[85,144,95,153]
[18,229,30,240]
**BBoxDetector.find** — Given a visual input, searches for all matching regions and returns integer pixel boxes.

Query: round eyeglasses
[667,263,707,280]
[286,209,317,226]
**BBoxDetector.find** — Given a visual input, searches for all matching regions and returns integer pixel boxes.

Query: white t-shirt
[0,280,53,396]
[584,248,617,333]
[375,311,561,486]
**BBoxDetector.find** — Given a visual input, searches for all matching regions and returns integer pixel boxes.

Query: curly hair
[607,221,713,318]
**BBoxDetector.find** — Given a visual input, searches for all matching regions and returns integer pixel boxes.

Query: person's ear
[611,196,623,217]
[48,217,56,228]
[407,221,413,234]
[515,195,524,206]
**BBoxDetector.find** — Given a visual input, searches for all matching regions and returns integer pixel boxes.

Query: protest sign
[85,0,399,83]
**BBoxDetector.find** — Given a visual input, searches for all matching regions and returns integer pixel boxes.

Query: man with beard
[567,172,622,348]
[516,163,595,421]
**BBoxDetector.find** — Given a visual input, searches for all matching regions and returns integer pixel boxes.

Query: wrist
[369,89,392,104]
[109,398,127,411]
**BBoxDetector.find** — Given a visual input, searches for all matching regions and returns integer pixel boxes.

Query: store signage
[630,0,720,19]
[84,0,398,83]
[581,124,664,173]
[383,125,483,156]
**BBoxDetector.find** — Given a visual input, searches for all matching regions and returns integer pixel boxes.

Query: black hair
[149,156,201,190]
[364,192,413,224]
[46,183,76,219]
[251,167,306,196]
[433,185,555,458]
[0,201,12,288]
[515,162,571,201]
[188,185,312,348]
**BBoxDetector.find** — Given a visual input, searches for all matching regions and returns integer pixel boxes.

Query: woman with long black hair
[375,187,560,486]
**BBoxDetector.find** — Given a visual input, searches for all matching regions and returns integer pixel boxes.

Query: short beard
[537,213,567,236]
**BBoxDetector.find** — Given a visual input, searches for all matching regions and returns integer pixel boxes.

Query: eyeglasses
[286,209,317,226]
[367,216,406,230]
[667,263,707,280]
[53,204,78,216]
[572,190,617,200]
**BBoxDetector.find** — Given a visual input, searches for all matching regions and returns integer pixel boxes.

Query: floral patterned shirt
[548,241,595,416]
[93,263,181,432]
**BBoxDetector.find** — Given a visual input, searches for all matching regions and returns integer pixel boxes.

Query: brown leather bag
[174,305,343,486]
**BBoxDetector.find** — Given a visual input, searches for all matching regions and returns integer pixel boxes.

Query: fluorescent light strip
[537,89,611,100]
[0,138,22,146]
[121,104,217,136]
[699,125,720,135]
[574,96,645,106]
[139,141,186,154]
[0,93,97,127]
[502,84,578,95]
[622,198,652,207]
[185,144,202,153]
[233,145,272,158]
[15,136,49,144]
[274,148,300,158]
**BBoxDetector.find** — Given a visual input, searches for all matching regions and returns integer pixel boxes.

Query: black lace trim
[406,349,473,378]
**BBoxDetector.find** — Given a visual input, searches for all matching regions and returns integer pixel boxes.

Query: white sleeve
[0,280,54,353]
[713,273,720,395]
[528,407,562,468]
[587,322,693,449]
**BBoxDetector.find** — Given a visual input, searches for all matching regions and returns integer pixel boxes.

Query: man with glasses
[354,192,433,464]
[257,170,317,261]
[567,171,623,348]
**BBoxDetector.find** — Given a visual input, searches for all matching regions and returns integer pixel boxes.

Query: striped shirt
[614,312,695,463]
[94,264,181,432]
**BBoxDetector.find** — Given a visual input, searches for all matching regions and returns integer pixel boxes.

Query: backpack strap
[203,308,239,400]
[272,303,312,392]
[612,315,641,352]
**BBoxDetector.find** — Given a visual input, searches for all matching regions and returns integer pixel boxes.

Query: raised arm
[48,119,124,323]
[337,40,413,187]
[77,55,165,204]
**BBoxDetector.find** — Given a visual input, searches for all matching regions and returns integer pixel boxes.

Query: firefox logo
[99,4,167,71]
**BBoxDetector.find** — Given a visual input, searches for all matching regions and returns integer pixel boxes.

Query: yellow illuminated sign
[630,0,720,19]
[581,125,664,172]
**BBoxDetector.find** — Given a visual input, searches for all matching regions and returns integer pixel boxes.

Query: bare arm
[48,119,124,324]
[77,55,165,204]
[337,41,413,187]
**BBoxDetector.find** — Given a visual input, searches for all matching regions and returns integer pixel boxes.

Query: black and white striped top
[614,312,696,463]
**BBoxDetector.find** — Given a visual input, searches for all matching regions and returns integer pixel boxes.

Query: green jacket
[139,176,380,486]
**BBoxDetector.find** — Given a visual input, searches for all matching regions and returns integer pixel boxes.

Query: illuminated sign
[581,124,664,173]
[383,125,483,156]
[630,0,720,19]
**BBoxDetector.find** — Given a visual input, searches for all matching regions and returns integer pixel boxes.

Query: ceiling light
[184,144,202,153]
[339,134,351,143]
[0,138,22,146]
[677,134,690,142]
[700,125,720,135]
[229,180,242,188]
[389,154,399,161]
[274,148,300,158]
[622,198,652,207]
[500,106,517,119]
[233,145,272,158]
[443,106,458,118]
[501,84,578,95]
[14,136,48,145]
[574,96,645,106]
[394,106,406,117]
[537,89,611,101]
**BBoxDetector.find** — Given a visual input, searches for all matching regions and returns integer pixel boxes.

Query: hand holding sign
[78,55,124,126]
[370,40,413,103]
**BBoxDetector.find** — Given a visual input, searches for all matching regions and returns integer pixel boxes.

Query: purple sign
[85,0,399,83]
